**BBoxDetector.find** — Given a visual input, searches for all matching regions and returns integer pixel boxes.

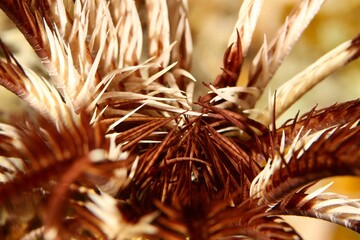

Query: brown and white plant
[0,0,359,239]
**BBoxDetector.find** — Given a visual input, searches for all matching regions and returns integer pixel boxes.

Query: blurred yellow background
[1,1,360,239]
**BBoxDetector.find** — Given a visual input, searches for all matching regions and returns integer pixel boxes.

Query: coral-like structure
[0,0,359,239]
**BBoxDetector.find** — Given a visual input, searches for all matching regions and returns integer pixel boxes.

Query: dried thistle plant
[0,0,359,239]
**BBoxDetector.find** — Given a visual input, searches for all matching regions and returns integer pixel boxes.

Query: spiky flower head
[0,0,359,239]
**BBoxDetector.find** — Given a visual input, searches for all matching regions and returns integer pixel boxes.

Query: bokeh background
[1,0,360,239]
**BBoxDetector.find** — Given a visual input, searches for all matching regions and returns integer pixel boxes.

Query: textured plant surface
[0,0,359,239]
